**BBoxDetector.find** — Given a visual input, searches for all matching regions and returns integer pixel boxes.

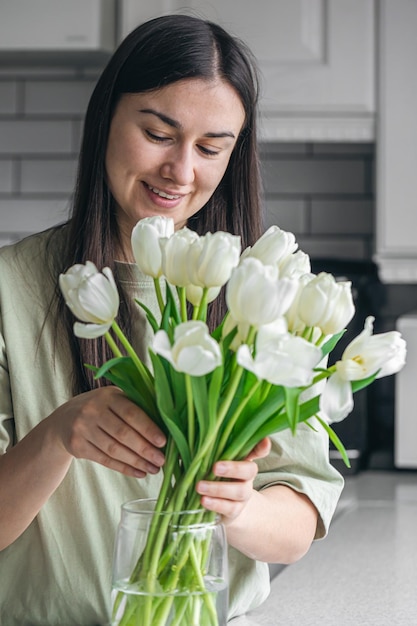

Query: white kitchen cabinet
[0,0,116,64]
[119,0,375,141]
[374,0,417,283]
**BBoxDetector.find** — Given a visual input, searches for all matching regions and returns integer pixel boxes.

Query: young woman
[0,14,344,625]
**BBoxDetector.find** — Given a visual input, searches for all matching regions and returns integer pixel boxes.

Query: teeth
[149,185,180,200]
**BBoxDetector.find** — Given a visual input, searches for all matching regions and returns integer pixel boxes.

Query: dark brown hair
[54,14,264,393]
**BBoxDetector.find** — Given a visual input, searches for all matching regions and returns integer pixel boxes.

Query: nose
[160,143,195,186]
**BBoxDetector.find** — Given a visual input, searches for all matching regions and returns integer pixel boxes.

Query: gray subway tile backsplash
[0,71,375,261]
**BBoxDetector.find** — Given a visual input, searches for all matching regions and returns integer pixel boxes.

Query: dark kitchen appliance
[310,259,383,475]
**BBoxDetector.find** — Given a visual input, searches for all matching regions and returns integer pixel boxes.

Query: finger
[197,478,249,503]
[245,437,271,462]
[199,495,241,519]
[212,460,259,481]
[73,420,164,475]
[95,417,165,472]
[84,439,148,479]
[109,393,166,448]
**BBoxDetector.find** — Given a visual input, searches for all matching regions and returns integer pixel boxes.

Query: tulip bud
[59,261,119,338]
[160,228,199,286]
[185,284,221,307]
[152,321,222,376]
[337,316,407,381]
[241,225,298,267]
[131,216,174,278]
[226,258,298,328]
[188,231,241,288]
[298,272,355,335]
[237,319,322,387]
[320,316,407,423]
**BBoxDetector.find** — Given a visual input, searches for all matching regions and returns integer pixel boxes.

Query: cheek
[199,160,230,196]
[106,126,144,177]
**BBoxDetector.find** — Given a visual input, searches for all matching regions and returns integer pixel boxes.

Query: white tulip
[320,316,407,422]
[59,261,119,338]
[298,272,355,335]
[285,273,315,334]
[188,231,241,288]
[226,258,298,328]
[152,321,222,376]
[319,372,355,423]
[337,316,407,381]
[131,216,174,278]
[237,319,322,387]
[241,225,298,267]
[160,227,199,286]
[185,284,221,306]
[279,250,311,279]
[221,313,251,351]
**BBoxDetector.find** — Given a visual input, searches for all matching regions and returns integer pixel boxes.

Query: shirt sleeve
[253,417,345,539]
[0,312,14,453]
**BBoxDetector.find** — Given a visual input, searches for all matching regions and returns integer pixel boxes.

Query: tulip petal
[73,321,112,339]
[320,372,354,423]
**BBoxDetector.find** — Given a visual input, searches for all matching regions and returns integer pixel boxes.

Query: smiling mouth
[146,184,181,200]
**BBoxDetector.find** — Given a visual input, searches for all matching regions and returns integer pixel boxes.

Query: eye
[145,130,170,143]
[198,145,220,157]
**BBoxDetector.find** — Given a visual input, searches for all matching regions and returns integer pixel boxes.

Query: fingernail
[154,435,166,447]
[215,462,226,475]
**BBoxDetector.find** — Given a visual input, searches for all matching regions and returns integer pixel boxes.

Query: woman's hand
[49,386,166,478]
[195,437,271,524]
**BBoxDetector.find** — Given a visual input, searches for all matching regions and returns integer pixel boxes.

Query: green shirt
[0,228,344,625]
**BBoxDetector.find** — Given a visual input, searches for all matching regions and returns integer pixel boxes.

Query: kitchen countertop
[230,471,417,626]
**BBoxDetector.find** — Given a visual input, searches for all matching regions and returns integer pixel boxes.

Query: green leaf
[149,352,175,418]
[230,392,320,460]
[164,281,181,325]
[211,316,227,342]
[168,367,187,423]
[208,365,224,429]
[220,326,238,355]
[162,415,192,470]
[285,387,301,434]
[85,360,159,424]
[315,415,351,468]
[134,298,160,333]
[321,330,346,357]
[352,371,378,393]
[190,375,210,443]
[220,385,286,459]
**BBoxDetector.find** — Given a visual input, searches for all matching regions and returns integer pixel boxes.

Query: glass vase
[111,498,229,626]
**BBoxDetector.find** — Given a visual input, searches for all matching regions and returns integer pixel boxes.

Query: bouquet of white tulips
[59,217,406,626]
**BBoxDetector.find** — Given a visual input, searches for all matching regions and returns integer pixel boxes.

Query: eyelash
[145,130,219,157]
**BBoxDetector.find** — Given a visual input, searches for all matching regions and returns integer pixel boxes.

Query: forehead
[120,78,246,134]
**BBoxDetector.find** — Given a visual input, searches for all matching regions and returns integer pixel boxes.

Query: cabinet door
[119,0,375,141]
[375,0,417,283]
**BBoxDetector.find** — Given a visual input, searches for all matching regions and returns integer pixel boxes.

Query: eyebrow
[139,108,236,139]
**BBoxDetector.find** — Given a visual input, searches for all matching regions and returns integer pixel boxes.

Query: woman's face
[105,78,246,258]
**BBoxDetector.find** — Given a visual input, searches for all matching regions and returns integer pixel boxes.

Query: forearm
[0,417,72,550]
[225,484,318,564]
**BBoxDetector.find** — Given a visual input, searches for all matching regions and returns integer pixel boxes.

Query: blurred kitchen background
[1,1,417,475]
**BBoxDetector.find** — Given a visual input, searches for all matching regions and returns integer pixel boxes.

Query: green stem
[153,277,165,314]
[104,330,122,357]
[214,378,262,460]
[111,320,154,396]
[177,286,188,321]
[193,287,209,322]
[185,374,195,455]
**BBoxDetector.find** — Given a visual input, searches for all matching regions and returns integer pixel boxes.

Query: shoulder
[0,227,70,307]
[0,226,68,281]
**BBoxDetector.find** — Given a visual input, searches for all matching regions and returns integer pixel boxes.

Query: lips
[146,184,181,200]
